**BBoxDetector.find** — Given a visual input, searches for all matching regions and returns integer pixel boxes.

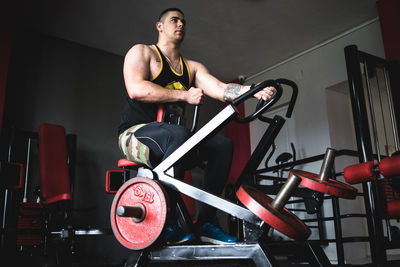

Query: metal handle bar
[233,80,283,124]
[258,79,298,123]
[190,105,199,133]
[276,78,298,118]
[232,79,278,106]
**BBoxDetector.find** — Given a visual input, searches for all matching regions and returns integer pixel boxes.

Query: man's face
[159,11,186,42]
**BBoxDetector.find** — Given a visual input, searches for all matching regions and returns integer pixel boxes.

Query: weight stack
[16,202,44,246]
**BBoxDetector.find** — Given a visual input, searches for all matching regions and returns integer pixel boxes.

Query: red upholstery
[117,158,140,168]
[387,200,400,218]
[379,155,400,177]
[38,123,72,204]
[157,104,164,122]
[343,161,376,184]
[344,158,400,218]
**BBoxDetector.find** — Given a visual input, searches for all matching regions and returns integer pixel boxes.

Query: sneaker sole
[166,234,194,245]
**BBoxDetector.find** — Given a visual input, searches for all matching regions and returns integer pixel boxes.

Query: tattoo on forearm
[223,84,242,102]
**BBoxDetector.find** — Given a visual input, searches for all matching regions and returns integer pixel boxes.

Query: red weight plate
[111,177,169,250]
[237,185,311,241]
[291,170,358,199]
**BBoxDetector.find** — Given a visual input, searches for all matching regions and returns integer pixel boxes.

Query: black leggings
[134,122,233,225]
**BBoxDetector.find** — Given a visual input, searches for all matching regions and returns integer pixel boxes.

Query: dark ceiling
[5,0,379,82]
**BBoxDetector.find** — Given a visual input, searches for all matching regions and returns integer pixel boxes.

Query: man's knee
[168,125,191,145]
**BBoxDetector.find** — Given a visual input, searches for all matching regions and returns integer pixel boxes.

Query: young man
[118,8,275,245]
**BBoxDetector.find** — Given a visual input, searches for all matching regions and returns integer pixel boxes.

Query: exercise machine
[344,44,400,265]
[109,80,358,266]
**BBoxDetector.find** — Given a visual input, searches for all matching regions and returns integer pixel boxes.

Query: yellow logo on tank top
[166,81,187,91]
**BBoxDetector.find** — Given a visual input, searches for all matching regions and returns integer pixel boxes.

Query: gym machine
[109,79,359,266]
[1,128,39,254]
[2,124,113,266]
[344,44,400,265]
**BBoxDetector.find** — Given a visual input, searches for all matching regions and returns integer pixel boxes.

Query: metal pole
[363,61,382,162]
[1,189,9,250]
[22,137,31,203]
[271,173,301,211]
[2,131,14,249]
[319,148,335,181]
[383,67,400,151]
[236,115,286,187]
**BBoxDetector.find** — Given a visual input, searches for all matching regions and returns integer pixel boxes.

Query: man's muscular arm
[191,61,275,103]
[123,44,203,104]
[223,83,244,102]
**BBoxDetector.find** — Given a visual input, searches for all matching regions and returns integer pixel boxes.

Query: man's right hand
[185,87,205,105]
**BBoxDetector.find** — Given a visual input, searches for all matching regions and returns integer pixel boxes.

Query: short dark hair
[158,8,184,21]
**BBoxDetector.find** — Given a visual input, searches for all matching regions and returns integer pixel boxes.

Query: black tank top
[118,45,192,134]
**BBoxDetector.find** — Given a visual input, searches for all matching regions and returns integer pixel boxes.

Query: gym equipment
[1,127,35,251]
[263,142,297,186]
[258,149,363,262]
[38,123,73,205]
[345,44,400,265]
[111,177,169,250]
[291,148,358,199]
[16,202,44,247]
[274,143,296,182]
[111,81,284,245]
[262,143,330,216]
[343,155,400,184]
[3,124,113,265]
[237,148,357,241]
[343,155,400,219]
[1,160,25,249]
[236,177,311,240]
[234,79,298,188]
[37,123,111,231]
[110,79,342,266]
[226,79,300,243]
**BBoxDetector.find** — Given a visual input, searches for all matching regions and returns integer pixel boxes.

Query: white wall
[246,18,384,165]
[244,19,385,263]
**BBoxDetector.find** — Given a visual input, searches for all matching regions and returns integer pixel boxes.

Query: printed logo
[133,185,154,203]
[166,81,187,91]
